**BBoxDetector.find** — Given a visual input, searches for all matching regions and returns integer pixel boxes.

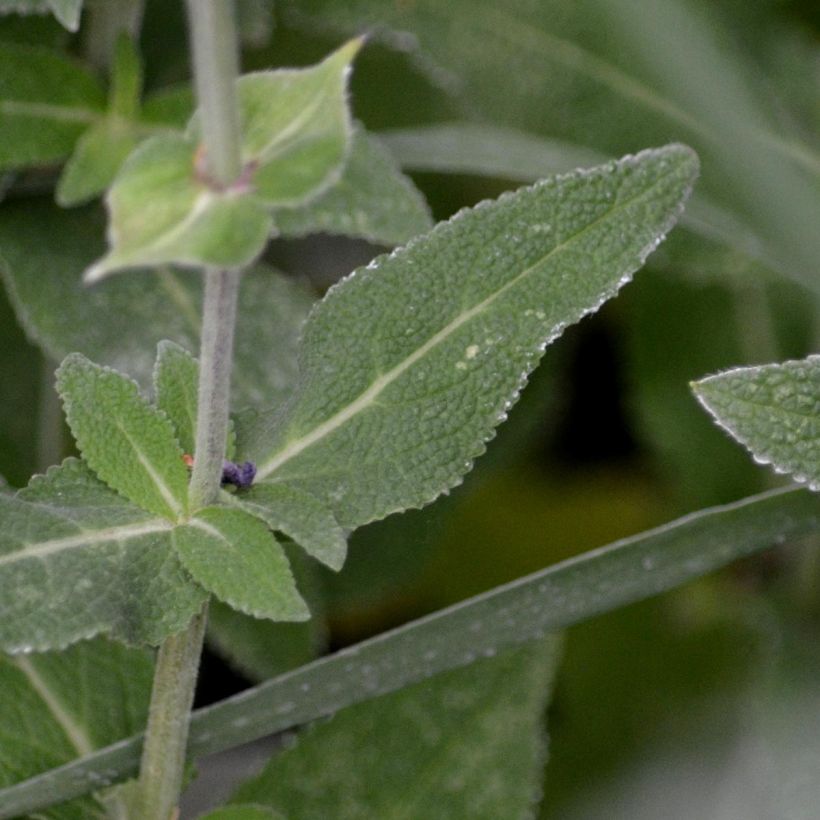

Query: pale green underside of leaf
[693,355,820,489]
[230,483,347,571]
[86,133,274,281]
[0,200,313,410]
[153,339,235,458]
[0,0,83,30]
[241,146,698,529]
[0,459,206,652]
[0,637,151,819]
[276,127,433,246]
[56,353,190,520]
[230,640,560,819]
[173,507,309,623]
[229,38,360,207]
[56,119,140,207]
[0,42,103,170]
[381,123,778,270]
[3,485,816,816]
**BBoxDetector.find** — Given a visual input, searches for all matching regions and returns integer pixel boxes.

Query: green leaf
[0,200,312,410]
[241,146,698,529]
[693,355,820,489]
[231,484,347,571]
[55,119,140,206]
[85,133,274,281]
[6,485,816,815]
[56,353,190,520]
[202,806,283,820]
[227,38,361,208]
[0,637,152,819]
[0,458,206,652]
[0,43,104,170]
[173,506,309,622]
[0,0,83,31]
[229,640,560,819]
[276,127,433,246]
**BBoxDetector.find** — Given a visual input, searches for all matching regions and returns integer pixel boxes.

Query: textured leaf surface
[85,133,274,281]
[276,127,433,245]
[232,483,347,570]
[56,119,140,206]
[0,637,151,819]
[6,485,817,816]
[56,353,189,520]
[173,507,309,622]
[153,340,200,455]
[0,43,103,170]
[0,200,313,410]
[693,355,820,489]
[229,39,360,207]
[241,146,697,528]
[0,459,206,652]
[229,641,560,819]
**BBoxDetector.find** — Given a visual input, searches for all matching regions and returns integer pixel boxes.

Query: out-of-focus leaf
[242,146,697,530]
[0,637,152,819]
[0,0,82,31]
[693,355,820,489]
[172,507,309,622]
[4,484,817,815]
[276,127,433,246]
[0,200,312,409]
[202,806,283,820]
[279,0,820,292]
[0,43,104,170]
[229,640,560,819]
[0,458,206,652]
[56,353,189,520]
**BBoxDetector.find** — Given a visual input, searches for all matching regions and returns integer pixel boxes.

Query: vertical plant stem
[135,2,243,817]
[85,0,145,72]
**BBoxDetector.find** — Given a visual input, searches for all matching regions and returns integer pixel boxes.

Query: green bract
[693,355,820,489]
[85,39,362,281]
[241,145,699,529]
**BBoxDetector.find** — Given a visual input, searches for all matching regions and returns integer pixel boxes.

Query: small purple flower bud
[221,459,257,490]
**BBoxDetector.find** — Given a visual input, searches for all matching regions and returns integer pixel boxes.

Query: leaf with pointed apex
[0,43,104,170]
[241,146,698,529]
[229,640,560,819]
[693,355,820,489]
[56,353,189,520]
[0,637,152,819]
[85,133,273,281]
[0,458,206,652]
[0,0,82,31]
[276,127,433,246]
[56,119,140,206]
[153,340,235,459]
[220,38,360,208]
[173,506,309,623]
[231,484,347,571]
[0,200,313,410]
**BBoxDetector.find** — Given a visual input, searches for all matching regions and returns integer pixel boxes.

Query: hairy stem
[135,1,243,817]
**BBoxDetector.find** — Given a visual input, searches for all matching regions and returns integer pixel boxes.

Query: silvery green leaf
[230,483,347,571]
[0,0,82,31]
[228,640,560,819]
[85,133,274,281]
[276,127,433,246]
[0,459,206,652]
[0,637,152,819]
[0,200,313,410]
[0,43,103,170]
[173,506,309,622]
[693,355,820,489]
[56,353,190,520]
[241,146,698,529]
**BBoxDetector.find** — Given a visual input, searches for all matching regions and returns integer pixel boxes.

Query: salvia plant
[0,1,817,818]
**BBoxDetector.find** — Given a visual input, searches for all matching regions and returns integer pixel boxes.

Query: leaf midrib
[0,100,100,125]
[256,157,682,480]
